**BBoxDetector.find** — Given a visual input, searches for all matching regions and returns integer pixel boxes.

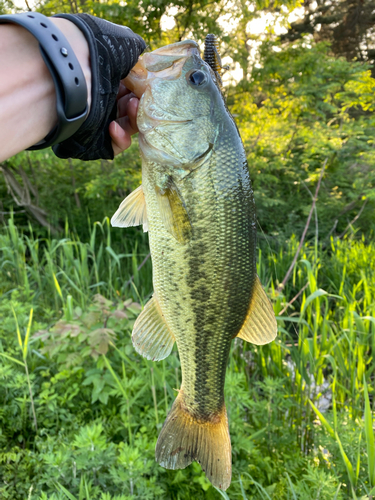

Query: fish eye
[188,70,207,86]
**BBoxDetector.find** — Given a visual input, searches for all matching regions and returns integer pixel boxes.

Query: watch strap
[0,12,88,149]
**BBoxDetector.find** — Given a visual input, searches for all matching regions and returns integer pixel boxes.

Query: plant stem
[277,158,328,292]
[24,360,38,431]
[150,367,159,426]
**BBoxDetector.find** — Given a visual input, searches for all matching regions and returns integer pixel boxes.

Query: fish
[111,37,277,491]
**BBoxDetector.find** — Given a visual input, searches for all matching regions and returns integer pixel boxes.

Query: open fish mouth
[123,40,200,98]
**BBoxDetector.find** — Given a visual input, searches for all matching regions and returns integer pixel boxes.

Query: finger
[117,93,137,121]
[110,98,139,156]
[125,97,139,132]
[110,120,132,156]
[117,97,139,134]
[117,81,131,101]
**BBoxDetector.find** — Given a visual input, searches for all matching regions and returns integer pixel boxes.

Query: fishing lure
[203,33,226,91]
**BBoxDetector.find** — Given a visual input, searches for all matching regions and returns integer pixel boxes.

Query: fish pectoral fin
[111,185,148,232]
[155,178,192,244]
[236,275,277,345]
[132,294,175,361]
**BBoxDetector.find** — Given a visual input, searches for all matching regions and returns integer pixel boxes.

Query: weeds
[0,218,374,498]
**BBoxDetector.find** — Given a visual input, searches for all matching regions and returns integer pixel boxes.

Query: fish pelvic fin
[236,275,277,345]
[155,393,232,490]
[111,185,148,232]
[132,294,175,361]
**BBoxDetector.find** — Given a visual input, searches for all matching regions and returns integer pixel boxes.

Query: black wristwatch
[0,11,88,149]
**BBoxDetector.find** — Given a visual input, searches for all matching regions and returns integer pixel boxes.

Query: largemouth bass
[112,39,277,490]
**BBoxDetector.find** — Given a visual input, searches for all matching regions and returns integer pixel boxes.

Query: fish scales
[112,39,277,490]
[144,129,256,418]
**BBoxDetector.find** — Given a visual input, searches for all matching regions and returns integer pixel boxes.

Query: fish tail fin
[155,392,232,490]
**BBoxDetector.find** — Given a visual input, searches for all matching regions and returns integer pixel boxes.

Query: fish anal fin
[236,275,277,345]
[132,294,175,361]
[156,393,232,490]
[155,179,192,244]
[111,185,148,231]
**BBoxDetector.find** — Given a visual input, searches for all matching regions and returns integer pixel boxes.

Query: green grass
[0,216,152,308]
[0,218,374,499]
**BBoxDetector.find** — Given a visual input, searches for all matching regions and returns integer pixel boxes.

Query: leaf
[0,352,24,367]
[99,390,110,405]
[11,305,22,350]
[110,309,128,320]
[53,273,63,300]
[93,293,112,308]
[364,378,375,487]
[335,431,356,488]
[309,400,335,439]
[89,328,116,355]
[54,481,77,500]
[23,308,33,360]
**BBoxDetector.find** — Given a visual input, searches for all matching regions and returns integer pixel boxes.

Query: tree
[280,0,375,73]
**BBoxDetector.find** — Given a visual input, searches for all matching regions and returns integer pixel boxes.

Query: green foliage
[0,0,14,14]
[1,219,374,498]
[1,1,375,497]
[0,215,152,306]
[3,39,374,243]
[1,143,142,240]
[232,39,375,238]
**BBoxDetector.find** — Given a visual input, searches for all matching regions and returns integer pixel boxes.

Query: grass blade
[309,400,335,439]
[213,487,231,499]
[102,354,128,400]
[244,473,272,500]
[23,308,33,360]
[356,431,362,483]
[53,272,63,300]
[335,431,356,488]
[11,305,23,350]
[55,481,77,500]
[0,351,24,367]
[238,474,248,500]
[285,472,298,500]
[364,378,375,487]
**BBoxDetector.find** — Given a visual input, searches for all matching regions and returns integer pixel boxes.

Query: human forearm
[0,19,91,163]
[0,12,145,162]
[0,23,56,161]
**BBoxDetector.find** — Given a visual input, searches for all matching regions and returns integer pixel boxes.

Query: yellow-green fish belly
[143,129,256,421]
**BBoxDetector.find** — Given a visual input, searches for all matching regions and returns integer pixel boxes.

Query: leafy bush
[1,219,374,498]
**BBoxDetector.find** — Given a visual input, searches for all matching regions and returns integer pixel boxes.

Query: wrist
[0,13,92,156]
[50,17,92,113]
[0,24,57,159]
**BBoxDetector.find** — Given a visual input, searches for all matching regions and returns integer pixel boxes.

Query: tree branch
[277,158,328,292]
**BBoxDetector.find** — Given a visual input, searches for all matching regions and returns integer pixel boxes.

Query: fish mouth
[123,40,200,98]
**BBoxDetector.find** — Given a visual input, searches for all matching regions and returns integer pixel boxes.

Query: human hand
[0,13,144,163]
[109,83,139,156]
[52,13,146,161]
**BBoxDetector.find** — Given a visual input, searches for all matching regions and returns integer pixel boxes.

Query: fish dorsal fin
[132,294,175,361]
[155,178,192,244]
[111,185,148,232]
[236,275,277,345]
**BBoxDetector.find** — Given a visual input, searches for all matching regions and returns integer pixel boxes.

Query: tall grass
[0,216,152,308]
[1,218,375,497]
